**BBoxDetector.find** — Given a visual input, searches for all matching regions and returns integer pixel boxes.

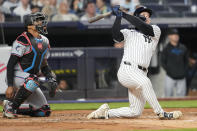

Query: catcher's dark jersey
[11,32,50,74]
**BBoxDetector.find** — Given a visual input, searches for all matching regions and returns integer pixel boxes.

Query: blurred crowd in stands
[1,0,197,23]
[0,0,140,23]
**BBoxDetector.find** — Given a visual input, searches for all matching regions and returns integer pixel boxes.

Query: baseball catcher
[3,12,57,118]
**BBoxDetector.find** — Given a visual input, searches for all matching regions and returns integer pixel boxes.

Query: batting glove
[112,5,122,17]
[138,15,146,21]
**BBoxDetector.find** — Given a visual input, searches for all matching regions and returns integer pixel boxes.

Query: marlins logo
[37,43,43,50]
[15,45,21,52]
[35,38,43,50]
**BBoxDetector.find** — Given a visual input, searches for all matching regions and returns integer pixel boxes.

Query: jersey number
[143,35,152,43]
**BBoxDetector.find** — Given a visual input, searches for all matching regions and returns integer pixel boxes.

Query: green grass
[0,100,197,111]
[49,100,197,110]
[146,100,197,108]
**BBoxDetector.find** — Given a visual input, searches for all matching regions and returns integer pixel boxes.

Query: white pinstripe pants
[108,63,164,118]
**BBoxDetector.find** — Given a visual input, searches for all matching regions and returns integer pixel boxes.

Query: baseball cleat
[2,100,17,119]
[87,103,110,119]
[158,111,182,120]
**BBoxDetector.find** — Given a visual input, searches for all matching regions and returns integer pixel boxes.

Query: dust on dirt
[0,108,197,131]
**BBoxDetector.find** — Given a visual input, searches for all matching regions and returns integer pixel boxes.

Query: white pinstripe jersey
[120,25,161,68]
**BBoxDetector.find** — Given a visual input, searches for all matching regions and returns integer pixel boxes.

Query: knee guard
[30,105,51,117]
[24,74,40,92]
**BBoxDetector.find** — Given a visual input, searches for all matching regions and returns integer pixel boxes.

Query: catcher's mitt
[41,77,58,97]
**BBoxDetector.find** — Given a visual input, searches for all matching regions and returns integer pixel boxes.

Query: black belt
[124,61,147,72]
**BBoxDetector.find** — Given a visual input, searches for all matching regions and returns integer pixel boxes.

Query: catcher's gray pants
[13,71,48,109]
[165,75,186,97]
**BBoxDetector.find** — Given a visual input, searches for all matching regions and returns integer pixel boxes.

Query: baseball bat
[88,12,112,23]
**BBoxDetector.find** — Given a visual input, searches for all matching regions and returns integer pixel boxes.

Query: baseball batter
[87,6,182,120]
[3,12,58,118]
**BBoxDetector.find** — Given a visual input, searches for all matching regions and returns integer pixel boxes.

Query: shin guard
[12,75,39,110]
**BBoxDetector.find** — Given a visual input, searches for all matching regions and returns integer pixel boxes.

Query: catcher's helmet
[134,6,152,17]
[23,12,48,35]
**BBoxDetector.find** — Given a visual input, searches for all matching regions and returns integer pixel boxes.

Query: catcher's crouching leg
[3,75,39,118]
[17,104,51,117]
[12,75,39,109]
[30,105,51,117]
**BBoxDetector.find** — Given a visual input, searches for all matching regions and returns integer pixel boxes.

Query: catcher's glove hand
[42,77,57,97]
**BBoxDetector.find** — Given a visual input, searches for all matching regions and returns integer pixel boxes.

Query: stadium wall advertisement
[0,46,11,94]
[0,47,159,99]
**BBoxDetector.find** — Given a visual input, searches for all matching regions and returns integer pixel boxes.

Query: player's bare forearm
[41,59,57,98]
[41,59,52,77]
[41,59,48,67]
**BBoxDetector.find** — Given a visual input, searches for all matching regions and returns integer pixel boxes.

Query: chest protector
[16,32,49,74]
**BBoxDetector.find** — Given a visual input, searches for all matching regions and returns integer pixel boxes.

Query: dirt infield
[0,108,197,131]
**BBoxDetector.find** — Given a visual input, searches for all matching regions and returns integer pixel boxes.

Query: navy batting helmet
[134,6,152,17]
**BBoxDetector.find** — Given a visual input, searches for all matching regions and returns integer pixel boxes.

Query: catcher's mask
[24,12,48,35]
